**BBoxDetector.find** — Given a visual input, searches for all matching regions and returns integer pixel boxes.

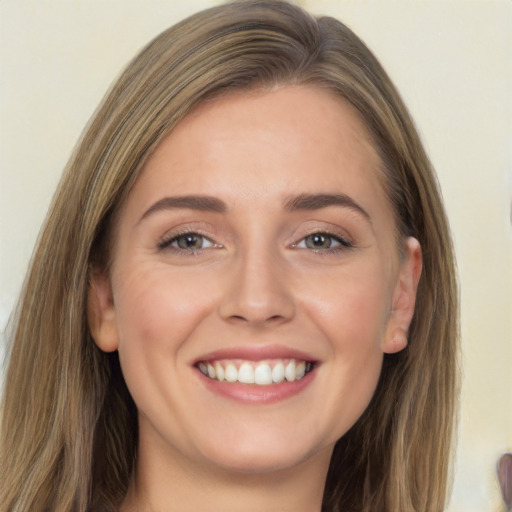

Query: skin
[89,86,421,512]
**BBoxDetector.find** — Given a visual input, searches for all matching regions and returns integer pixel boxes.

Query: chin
[207,449,320,475]
[194,427,334,475]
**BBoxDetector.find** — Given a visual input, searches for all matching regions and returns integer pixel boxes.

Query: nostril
[227,313,287,325]
[267,314,286,322]
[218,260,296,325]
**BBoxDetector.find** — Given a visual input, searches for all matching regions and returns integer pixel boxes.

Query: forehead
[120,86,394,234]
[144,87,383,189]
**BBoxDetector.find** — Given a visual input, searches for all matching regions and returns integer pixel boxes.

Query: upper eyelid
[292,226,353,244]
[156,222,354,248]
[158,230,217,250]
[159,224,216,241]
[158,231,352,256]
[293,232,352,248]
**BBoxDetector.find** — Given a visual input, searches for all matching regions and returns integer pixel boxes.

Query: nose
[218,246,296,327]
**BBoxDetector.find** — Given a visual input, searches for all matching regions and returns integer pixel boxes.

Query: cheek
[328,317,386,434]
[296,259,392,432]
[300,262,392,350]
[114,264,217,341]
[111,264,224,426]
[112,265,221,385]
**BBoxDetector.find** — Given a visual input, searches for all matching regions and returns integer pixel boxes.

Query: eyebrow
[283,193,370,220]
[139,195,228,223]
[139,193,370,223]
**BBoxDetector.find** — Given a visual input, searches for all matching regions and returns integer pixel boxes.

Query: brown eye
[304,233,334,249]
[296,232,352,251]
[158,232,217,252]
[175,234,205,250]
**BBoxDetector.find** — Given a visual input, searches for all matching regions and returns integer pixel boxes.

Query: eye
[296,232,352,251]
[159,232,217,251]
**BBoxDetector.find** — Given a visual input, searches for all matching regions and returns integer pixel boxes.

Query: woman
[0,1,458,511]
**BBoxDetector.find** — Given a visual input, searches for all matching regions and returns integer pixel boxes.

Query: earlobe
[385,327,409,354]
[381,237,422,354]
[88,268,119,353]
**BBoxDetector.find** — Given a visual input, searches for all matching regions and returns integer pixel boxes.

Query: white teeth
[295,360,306,380]
[285,360,296,382]
[225,363,238,382]
[254,363,273,385]
[198,362,208,376]
[198,358,313,386]
[214,362,225,381]
[238,362,255,384]
[271,362,285,383]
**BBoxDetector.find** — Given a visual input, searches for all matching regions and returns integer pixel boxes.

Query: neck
[121,436,332,512]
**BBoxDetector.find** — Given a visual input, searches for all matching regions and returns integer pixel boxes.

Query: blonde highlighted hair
[1,1,458,511]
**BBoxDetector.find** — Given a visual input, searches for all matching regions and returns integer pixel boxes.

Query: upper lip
[193,344,318,364]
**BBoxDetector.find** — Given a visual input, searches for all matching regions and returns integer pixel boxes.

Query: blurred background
[1,1,510,510]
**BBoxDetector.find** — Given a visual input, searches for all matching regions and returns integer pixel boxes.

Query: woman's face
[90,86,421,476]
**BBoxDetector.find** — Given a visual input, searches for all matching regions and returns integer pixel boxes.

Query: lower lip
[197,369,316,404]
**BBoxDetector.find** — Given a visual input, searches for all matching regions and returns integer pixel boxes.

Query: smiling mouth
[196,358,315,386]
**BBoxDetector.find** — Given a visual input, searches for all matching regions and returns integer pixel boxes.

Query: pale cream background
[1,1,510,510]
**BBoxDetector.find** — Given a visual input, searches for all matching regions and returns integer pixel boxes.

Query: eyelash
[158,231,219,254]
[292,231,353,254]
[158,230,353,255]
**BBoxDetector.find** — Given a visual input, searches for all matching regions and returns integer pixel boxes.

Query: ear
[381,237,422,354]
[88,268,119,352]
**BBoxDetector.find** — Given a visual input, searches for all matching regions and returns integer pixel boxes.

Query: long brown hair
[1,2,459,511]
